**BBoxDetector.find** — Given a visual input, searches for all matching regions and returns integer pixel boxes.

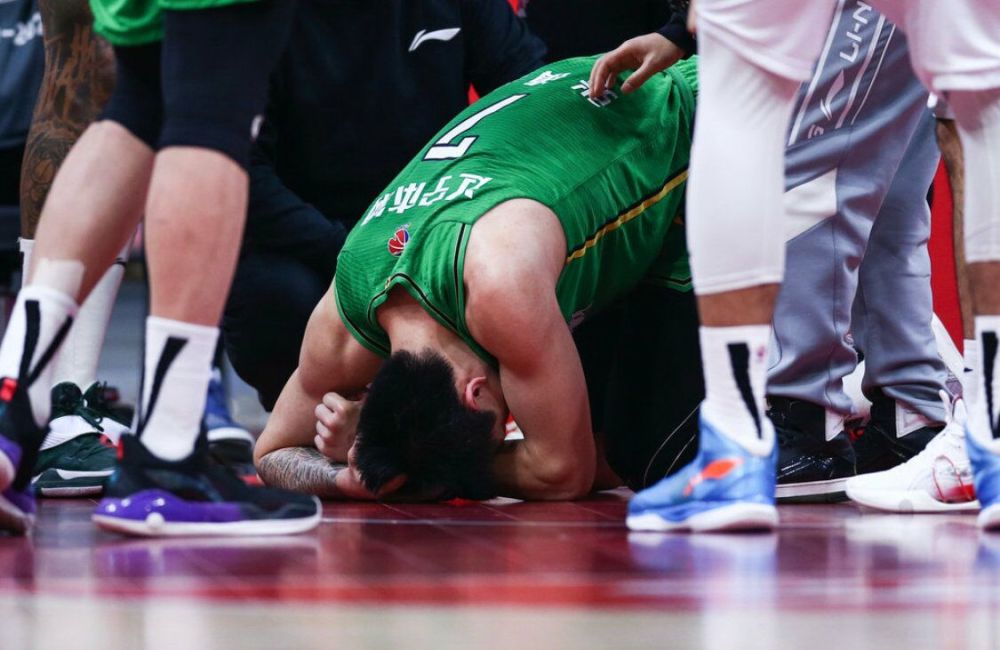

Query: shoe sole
[626,503,778,533]
[37,484,105,498]
[776,477,849,503]
[846,485,980,513]
[91,497,322,537]
[32,473,110,498]
[979,504,1000,530]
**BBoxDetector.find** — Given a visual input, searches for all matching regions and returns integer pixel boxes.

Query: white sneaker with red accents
[846,392,980,513]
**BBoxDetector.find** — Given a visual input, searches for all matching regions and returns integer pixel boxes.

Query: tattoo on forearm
[257,447,348,499]
[19,0,115,235]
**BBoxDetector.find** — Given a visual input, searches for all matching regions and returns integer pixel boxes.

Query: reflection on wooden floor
[4,492,1000,650]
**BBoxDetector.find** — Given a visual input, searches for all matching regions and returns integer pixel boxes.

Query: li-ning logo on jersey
[388,225,411,257]
[409,28,461,52]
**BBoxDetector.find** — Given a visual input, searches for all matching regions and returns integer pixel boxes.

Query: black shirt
[246,0,546,260]
[0,0,43,149]
[518,0,672,61]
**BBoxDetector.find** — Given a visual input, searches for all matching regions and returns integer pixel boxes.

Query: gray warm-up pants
[769,0,950,431]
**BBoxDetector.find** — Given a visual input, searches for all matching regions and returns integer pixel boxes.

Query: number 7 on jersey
[423,94,528,161]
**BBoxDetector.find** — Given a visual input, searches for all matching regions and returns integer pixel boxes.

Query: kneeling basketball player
[255,56,711,504]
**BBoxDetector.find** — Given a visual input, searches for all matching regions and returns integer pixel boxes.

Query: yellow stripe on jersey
[565,168,688,265]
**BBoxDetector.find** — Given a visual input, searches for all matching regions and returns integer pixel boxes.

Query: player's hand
[588,33,684,99]
[688,0,698,32]
[314,391,364,462]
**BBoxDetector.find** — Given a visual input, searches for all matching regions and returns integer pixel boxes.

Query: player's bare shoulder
[463,199,565,347]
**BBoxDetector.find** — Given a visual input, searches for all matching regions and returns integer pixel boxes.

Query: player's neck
[381,289,492,385]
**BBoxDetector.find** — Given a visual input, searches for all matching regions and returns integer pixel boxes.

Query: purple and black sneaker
[93,436,321,537]
[0,376,48,535]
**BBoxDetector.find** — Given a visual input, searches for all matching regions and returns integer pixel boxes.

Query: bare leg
[31,121,151,298]
[686,30,800,455]
[144,148,247,325]
[969,264,1000,315]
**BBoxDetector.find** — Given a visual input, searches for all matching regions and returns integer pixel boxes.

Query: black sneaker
[82,382,134,432]
[32,382,127,497]
[768,397,856,502]
[92,435,320,537]
[852,393,944,476]
[0,377,45,535]
[208,437,259,484]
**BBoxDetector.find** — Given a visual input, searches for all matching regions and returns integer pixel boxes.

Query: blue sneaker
[627,414,778,532]
[967,426,1000,530]
[203,369,256,481]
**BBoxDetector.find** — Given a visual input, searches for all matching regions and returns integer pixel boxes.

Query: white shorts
[696,0,838,81]
[873,0,1000,92]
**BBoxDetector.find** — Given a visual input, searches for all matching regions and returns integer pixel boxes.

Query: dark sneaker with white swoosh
[93,435,320,537]
[31,382,125,497]
[32,434,116,497]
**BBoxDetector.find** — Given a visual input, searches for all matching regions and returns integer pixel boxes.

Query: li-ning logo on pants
[409,28,461,52]
[250,115,264,141]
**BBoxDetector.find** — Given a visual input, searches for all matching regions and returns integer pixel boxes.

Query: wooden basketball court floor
[4,493,1000,650]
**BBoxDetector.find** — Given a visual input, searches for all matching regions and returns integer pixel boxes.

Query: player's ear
[462,376,489,411]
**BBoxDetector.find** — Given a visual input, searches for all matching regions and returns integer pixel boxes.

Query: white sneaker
[846,392,980,513]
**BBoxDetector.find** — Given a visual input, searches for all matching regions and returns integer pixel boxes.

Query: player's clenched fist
[588,33,685,99]
[314,391,364,461]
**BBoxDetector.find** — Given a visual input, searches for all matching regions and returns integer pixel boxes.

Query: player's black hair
[353,349,498,500]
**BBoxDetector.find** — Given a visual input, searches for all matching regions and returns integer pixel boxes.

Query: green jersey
[336,55,698,364]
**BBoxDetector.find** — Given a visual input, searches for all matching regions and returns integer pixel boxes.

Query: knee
[224,255,326,407]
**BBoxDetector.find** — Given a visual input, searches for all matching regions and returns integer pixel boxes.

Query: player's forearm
[256,447,350,499]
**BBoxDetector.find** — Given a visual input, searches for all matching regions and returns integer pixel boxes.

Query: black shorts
[101,0,297,168]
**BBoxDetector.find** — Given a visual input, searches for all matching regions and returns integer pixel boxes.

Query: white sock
[136,316,219,461]
[50,243,128,390]
[972,316,1000,446]
[699,324,774,455]
[964,338,980,407]
[19,238,33,280]
[0,286,78,427]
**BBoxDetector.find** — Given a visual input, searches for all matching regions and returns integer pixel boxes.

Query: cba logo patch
[388,225,410,256]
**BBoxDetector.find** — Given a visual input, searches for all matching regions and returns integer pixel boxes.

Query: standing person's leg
[627,0,835,532]
[768,5,932,501]
[17,1,134,498]
[851,112,950,465]
[950,86,1000,529]
[0,35,161,532]
[880,0,1000,529]
[92,0,320,537]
